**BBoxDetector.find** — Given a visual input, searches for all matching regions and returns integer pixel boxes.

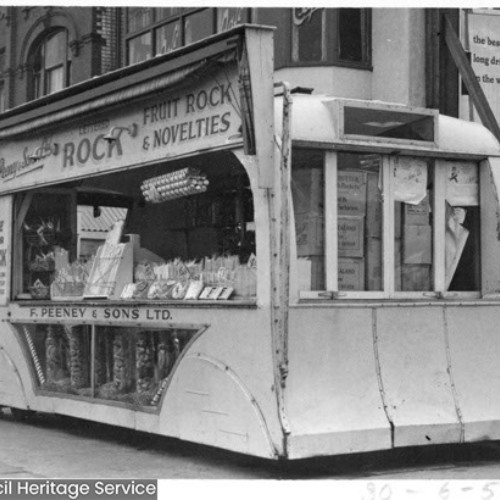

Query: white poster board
[393,157,428,205]
[445,161,479,206]
[468,12,500,125]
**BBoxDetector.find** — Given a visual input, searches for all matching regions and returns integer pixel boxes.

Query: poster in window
[393,157,428,205]
[445,162,479,207]
[445,205,469,289]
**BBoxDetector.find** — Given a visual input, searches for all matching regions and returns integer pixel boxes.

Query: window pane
[16,152,256,302]
[0,84,4,113]
[45,31,67,69]
[292,8,324,62]
[292,149,325,291]
[337,153,383,291]
[29,29,69,99]
[20,192,74,297]
[344,106,435,142]
[184,10,214,45]
[33,72,42,99]
[394,158,433,291]
[339,9,363,61]
[445,162,480,291]
[155,21,181,55]
[128,32,152,64]
[217,8,249,32]
[46,66,64,94]
[127,7,153,33]
[16,323,196,408]
[157,8,183,20]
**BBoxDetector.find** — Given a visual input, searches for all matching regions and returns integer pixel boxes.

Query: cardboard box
[395,239,402,291]
[297,258,312,291]
[338,170,367,216]
[338,216,364,258]
[309,255,325,290]
[366,236,382,291]
[401,264,432,291]
[403,193,430,225]
[403,224,432,265]
[395,201,402,240]
[339,258,365,291]
[365,172,382,237]
[295,214,324,256]
[292,167,323,215]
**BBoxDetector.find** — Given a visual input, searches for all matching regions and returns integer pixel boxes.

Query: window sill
[276,60,373,71]
[12,298,258,308]
[295,294,495,308]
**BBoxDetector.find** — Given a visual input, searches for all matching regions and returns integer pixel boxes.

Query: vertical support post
[243,27,275,188]
[270,82,293,454]
[90,324,96,398]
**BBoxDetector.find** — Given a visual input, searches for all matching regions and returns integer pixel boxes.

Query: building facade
[0,7,462,116]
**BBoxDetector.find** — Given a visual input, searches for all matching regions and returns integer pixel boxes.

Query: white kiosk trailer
[1,25,500,460]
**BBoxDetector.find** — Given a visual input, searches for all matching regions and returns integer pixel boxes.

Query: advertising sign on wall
[468,12,500,125]
[0,64,241,194]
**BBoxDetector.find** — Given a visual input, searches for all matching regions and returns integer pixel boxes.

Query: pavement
[2,407,500,481]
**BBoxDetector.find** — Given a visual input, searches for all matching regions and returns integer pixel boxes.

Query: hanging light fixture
[103,123,138,143]
[141,167,209,203]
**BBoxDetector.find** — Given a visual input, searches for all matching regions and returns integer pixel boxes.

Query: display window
[293,148,480,299]
[13,151,256,303]
[291,149,325,291]
[16,322,197,407]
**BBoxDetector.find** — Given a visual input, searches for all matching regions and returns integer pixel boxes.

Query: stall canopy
[0,25,275,195]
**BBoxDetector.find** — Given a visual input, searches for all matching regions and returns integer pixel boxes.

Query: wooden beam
[425,9,441,109]
[443,13,500,142]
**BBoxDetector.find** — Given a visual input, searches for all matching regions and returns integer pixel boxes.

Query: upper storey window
[125,8,250,65]
[30,29,71,99]
[291,8,371,67]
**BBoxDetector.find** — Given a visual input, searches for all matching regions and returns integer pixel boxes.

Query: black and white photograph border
[1,1,500,498]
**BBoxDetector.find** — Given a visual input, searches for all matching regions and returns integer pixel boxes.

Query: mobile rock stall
[1,25,500,460]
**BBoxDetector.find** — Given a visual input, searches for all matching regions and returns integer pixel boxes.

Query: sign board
[468,12,500,126]
[0,27,276,192]
[17,304,177,323]
[0,64,241,193]
[445,161,479,206]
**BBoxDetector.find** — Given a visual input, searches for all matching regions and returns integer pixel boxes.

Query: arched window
[29,29,71,99]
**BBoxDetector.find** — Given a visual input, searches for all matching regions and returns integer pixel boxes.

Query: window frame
[124,7,253,65]
[288,8,372,70]
[296,150,482,301]
[124,7,221,65]
[339,99,439,148]
[0,81,5,114]
[29,29,71,100]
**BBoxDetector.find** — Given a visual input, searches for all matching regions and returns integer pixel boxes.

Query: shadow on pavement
[2,407,500,479]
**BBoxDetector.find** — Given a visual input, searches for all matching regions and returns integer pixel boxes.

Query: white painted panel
[446,305,500,441]
[0,349,27,408]
[286,307,390,458]
[161,354,277,459]
[376,307,461,447]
